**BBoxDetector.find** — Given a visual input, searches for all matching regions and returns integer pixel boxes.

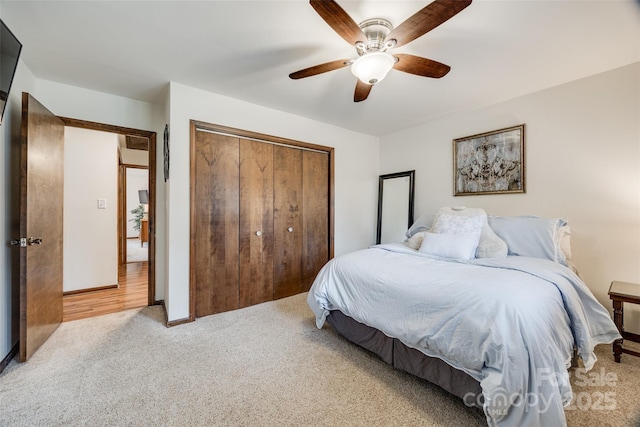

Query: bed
[307,208,621,427]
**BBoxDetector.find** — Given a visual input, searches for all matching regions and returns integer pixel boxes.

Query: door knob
[255,231,262,236]
[287,227,293,233]
[10,237,40,247]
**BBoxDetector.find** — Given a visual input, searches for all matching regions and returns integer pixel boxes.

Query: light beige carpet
[1,293,639,426]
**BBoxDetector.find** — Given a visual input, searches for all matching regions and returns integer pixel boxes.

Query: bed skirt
[326,310,483,407]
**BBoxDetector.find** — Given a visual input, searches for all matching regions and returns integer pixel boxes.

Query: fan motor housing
[357,18,393,55]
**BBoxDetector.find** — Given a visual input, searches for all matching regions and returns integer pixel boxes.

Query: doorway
[121,166,149,264]
[60,117,156,321]
[16,93,158,361]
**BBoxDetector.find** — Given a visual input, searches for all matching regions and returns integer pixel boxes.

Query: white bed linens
[307,243,620,427]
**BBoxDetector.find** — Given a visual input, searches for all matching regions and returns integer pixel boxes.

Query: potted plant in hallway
[130,204,145,234]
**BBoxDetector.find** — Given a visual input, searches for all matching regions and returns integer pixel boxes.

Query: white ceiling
[1,0,638,137]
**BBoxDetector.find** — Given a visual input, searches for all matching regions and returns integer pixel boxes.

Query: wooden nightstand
[608,280,640,362]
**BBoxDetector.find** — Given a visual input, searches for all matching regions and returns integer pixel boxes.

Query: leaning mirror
[376,170,415,244]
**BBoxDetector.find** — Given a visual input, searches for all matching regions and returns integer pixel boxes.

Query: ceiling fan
[289,0,472,102]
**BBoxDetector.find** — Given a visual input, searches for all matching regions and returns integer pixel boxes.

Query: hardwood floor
[63,262,149,322]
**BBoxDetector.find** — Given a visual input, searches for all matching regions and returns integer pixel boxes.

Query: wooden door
[190,120,334,320]
[19,93,65,362]
[193,131,239,317]
[302,150,330,291]
[239,139,274,307]
[273,145,303,299]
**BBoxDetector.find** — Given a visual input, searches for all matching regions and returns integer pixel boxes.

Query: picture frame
[453,124,525,196]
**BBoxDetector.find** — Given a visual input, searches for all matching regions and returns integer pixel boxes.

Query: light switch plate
[97,198,106,209]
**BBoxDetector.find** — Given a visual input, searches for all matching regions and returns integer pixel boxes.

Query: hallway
[63,261,148,322]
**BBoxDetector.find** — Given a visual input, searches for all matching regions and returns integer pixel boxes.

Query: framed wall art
[453,124,525,196]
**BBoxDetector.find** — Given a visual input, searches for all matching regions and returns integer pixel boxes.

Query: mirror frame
[376,170,415,244]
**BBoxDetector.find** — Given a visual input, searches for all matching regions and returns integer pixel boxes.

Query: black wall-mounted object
[163,124,169,181]
[138,190,149,205]
[0,19,23,125]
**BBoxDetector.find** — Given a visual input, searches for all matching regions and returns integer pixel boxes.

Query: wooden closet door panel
[302,150,330,291]
[273,145,303,299]
[194,131,239,317]
[239,139,274,307]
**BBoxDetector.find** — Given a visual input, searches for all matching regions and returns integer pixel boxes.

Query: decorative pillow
[432,211,484,240]
[476,222,509,259]
[405,215,434,238]
[406,231,427,250]
[487,215,570,265]
[418,232,479,260]
[431,207,507,258]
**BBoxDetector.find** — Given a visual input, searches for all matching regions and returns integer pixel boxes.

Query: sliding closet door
[273,145,303,299]
[190,120,335,320]
[302,150,330,291]
[239,139,274,307]
[193,131,239,317]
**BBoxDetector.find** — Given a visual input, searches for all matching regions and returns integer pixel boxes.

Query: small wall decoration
[453,124,525,196]
[163,124,169,182]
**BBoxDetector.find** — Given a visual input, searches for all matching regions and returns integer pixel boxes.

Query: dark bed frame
[326,310,483,407]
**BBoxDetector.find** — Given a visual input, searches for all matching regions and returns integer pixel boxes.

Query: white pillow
[432,207,507,259]
[432,212,484,240]
[418,232,479,260]
[406,231,427,250]
[476,222,509,258]
[558,225,572,260]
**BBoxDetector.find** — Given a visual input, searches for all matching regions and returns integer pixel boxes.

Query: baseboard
[154,299,193,327]
[0,342,18,374]
[63,284,118,296]
[166,317,193,327]
[157,300,168,326]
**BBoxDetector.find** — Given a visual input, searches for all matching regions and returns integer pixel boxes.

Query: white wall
[126,168,148,238]
[166,82,380,322]
[34,80,161,129]
[379,63,640,314]
[63,127,118,292]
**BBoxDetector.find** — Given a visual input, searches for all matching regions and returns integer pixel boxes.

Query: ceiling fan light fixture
[351,51,395,85]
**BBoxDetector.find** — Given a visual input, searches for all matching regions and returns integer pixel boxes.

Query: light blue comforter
[307,243,620,427]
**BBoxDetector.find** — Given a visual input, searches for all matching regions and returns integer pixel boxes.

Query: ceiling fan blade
[393,53,451,78]
[289,59,351,79]
[385,0,472,49]
[354,80,373,102]
[310,0,367,46]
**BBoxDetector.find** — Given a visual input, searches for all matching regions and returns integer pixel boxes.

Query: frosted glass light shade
[351,51,395,85]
